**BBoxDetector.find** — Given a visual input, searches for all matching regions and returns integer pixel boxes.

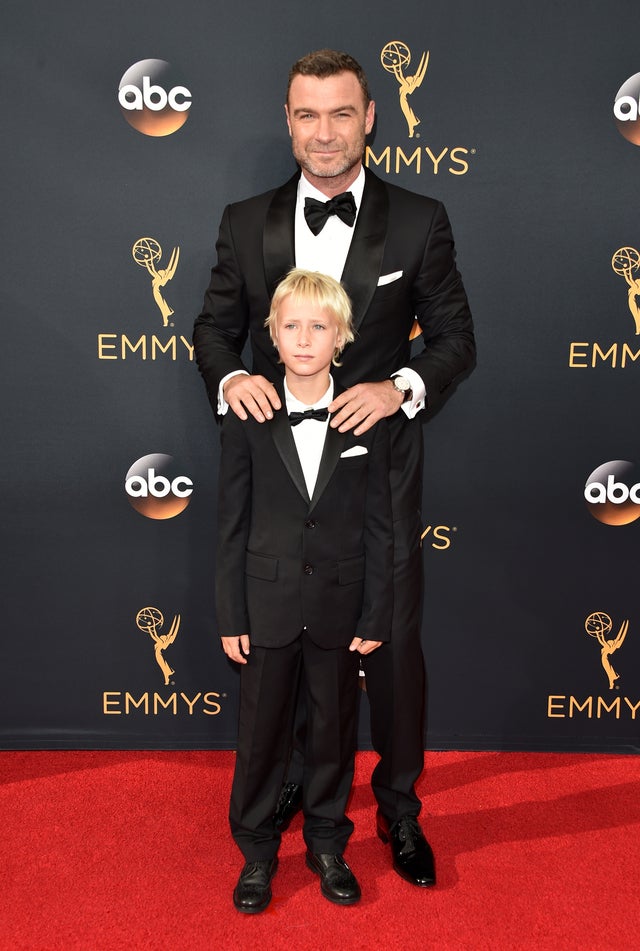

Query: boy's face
[274,296,344,383]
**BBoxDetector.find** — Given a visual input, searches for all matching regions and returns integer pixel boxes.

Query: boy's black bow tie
[288,408,329,426]
[303,192,356,235]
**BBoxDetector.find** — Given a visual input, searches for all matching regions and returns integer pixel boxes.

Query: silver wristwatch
[391,374,413,404]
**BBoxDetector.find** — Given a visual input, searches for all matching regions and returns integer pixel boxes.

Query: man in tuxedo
[194,49,476,889]
[218,269,393,912]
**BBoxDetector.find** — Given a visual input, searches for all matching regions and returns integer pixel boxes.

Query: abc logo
[118,59,191,137]
[584,460,640,525]
[125,454,193,520]
[613,73,640,146]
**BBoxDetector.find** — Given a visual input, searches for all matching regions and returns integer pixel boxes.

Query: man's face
[285,72,375,192]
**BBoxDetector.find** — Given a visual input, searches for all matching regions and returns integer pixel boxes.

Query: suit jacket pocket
[245,550,278,582]
[337,453,369,470]
[371,273,406,302]
[338,555,365,586]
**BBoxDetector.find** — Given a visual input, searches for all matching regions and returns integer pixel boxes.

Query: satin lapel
[263,172,299,296]
[341,168,389,334]
[309,419,345,512]
[270,405,310,504]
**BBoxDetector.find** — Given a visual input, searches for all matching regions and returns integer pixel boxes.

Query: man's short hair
[287,49,371,106]
[266,268,355,365]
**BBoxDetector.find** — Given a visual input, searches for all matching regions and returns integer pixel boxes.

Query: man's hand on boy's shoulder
[329,380,403,435]
[221,634,251,664]
[224,373,281,423]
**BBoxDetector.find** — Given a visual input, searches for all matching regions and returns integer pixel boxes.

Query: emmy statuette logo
[132,237,180,327]
[584,612,629,690]
[546,611,638,721]
[567,246,640,370]
[101,607,224,718]
[380,41,429,138]
[96,236,192,363]
[368,39,474,177]
[611,247,640,335]
[136,606,180,685]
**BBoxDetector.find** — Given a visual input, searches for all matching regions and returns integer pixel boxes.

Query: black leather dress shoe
[233,857,278,914]
[273,782,303,831]
[376,811,436,887]
[305,851,361,905]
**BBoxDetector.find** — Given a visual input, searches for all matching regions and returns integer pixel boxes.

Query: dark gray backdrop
[2,0,639,751]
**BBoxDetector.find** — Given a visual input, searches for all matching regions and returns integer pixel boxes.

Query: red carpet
[1,750,639,950]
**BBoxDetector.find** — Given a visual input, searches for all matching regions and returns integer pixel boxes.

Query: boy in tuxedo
[216,269,393,913]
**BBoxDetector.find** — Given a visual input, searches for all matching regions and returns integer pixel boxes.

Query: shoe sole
[233,897,272,914]
[392,864,436,888]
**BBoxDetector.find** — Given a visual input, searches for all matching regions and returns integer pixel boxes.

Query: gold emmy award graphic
[585,612,629,690]
[136,606,180,685]
[132,237,180,326]
[611,246,640,335]
[381,41,429,139]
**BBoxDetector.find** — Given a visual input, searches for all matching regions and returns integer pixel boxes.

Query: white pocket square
[340,445,368,458]
[377,270,403,286]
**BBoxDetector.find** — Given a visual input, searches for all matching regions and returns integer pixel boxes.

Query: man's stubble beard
[292,134,366,182]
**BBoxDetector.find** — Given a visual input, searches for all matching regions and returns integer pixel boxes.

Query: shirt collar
[284,376,334,412]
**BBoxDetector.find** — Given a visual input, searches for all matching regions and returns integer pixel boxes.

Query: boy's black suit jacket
[215,384,393,650]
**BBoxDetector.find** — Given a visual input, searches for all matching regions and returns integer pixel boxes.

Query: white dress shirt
[285,377,333,497]
[294,168,365,280]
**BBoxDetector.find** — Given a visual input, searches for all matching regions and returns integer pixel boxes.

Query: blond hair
[265,269,354,365]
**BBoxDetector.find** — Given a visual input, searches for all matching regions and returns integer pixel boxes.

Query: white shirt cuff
[396,367,427,418]
[217,369,249,415]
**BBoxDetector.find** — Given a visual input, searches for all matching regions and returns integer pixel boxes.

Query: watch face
[392,376,412,403]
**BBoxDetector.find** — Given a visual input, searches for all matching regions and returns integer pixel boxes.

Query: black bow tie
[288,407,329,426]
[304,192,357,235]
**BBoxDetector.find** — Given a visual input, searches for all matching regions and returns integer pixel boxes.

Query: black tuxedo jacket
[215,386,393,650]
[195,167,474,407]
[194,167,475,519]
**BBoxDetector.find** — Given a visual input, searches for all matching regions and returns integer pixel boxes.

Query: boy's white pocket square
[340,446,368,458]
[377,270,403,286]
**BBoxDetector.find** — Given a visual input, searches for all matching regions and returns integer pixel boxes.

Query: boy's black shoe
[233,857,278,914]
[305,851,361,904]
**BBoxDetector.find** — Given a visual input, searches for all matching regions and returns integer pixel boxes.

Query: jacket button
[303,564,314,575]
[305,519,316,529]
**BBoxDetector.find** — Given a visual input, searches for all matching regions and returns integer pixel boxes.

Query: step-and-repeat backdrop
[2,1,639,752]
